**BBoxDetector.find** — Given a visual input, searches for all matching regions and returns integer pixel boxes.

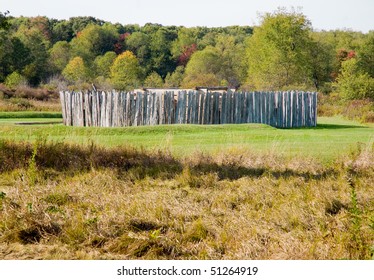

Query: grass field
[0,113,373,161]
[0,112,373,260]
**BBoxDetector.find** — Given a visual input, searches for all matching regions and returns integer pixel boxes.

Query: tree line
[0,9,373,99]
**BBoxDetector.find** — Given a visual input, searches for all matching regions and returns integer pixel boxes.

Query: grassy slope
[0,115,373,161]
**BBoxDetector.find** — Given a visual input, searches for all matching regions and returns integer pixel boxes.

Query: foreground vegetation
[0,115,373,161]
[0,139,373,260]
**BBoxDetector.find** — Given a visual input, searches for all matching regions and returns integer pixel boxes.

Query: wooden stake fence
[60,90,317,128]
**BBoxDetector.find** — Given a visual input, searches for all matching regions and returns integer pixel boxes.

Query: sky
[2,0,374,32]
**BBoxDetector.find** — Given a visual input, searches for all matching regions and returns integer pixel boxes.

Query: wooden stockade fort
[59,90,317,128]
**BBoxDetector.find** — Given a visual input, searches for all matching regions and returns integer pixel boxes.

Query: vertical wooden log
[253,92,257,124]
[285,91,290,128]
[213,92,218,124]
[70,91,75,126]
[291,91,297,128]
[276,92,282,128]
[198,91,204,124]
[262,92,267,125]
[226,91,231,123]
[267,92,273,127]
[233,92,238,124]
[313,92,318,127]
[221,92,226,124]
[303,91,308,127]
[123,91,127,127]
[297,91,302,128]
[83,91,88,127]
[140,91,146,125]
[163,91,169,124]
[130,92,136,126]
[124,92,130,126]
[117,91,123,127]
[133,92,140,126]
[111,90,116,127]
[155,92,161,125]
[255,92,260,124]
[96,91,100,127]
[91,91,95,126]
[160,91,165,125]
[190,91,194,124]
[241,92,245,124]
[246,92,252,124]
[185,91,190,124]
[170,91,174,125]
[204,92,210,124]
[272,92,277,127]
[181,91,187,124]
[148,92,153,125]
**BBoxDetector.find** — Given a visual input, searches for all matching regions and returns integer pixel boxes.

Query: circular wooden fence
[59,90,317,128]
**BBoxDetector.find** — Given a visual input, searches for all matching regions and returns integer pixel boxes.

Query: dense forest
[0,9,373,100]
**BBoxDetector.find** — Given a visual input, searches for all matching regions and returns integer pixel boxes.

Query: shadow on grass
[1,139,343,182]
[190,162,338,181]
[313,123,368,130]
[270,123,368,130]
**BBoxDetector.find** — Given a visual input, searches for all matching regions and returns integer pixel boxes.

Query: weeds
[26,142,38,186]
[0,140,373,260]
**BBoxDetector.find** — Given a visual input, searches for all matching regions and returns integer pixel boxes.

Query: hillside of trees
[0,9,373,101]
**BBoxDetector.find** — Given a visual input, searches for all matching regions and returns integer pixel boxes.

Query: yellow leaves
[110,51,141,90]
[62,57,89,83]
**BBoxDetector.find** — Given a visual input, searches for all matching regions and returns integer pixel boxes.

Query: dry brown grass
[0,141,373,260]
[0,83,60,112]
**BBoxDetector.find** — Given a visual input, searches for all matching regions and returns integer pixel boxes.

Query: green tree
[246,9,314,90]
[0,11,10,30]
[149,27,177,78]
[214,35,246,87]
[357,31,374,78]
[49,41,71,73]
[62,56,89,83]
[308,37,335,91]
[110,51,141,90]
[70,24,118,63]
[51,19,74,43]
[126,32,151,73]
[143,72,164,88]
[94,51,117,78]
[15,24,51,85]
[171,27,201,60]
[0,31,13,80]
[5,71,27,88]
[164,66,185,88]
[182,46,221,88]
[181,35,245,88]
[335,58,374,100]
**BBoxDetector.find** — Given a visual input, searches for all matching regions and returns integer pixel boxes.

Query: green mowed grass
[0,111,62,119]
[0,113,373,161]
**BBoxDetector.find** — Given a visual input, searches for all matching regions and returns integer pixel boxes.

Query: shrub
[0,83,13,98]
[143,72,164,88]
[5,72,27,89]
[14,85,58,101]
[335,58,374,100]
[341,99,374,123]
[8,98,34,109]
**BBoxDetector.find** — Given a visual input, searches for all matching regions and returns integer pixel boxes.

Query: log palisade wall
[59,90,317,128]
